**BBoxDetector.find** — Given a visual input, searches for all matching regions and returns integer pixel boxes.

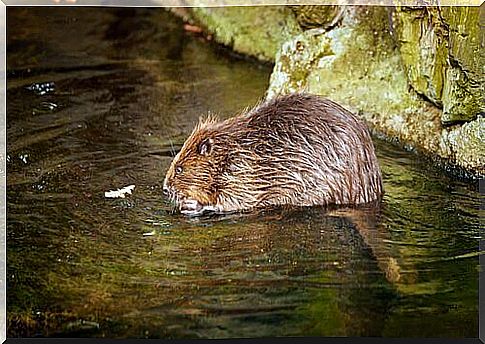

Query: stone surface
[290,5,344,30]
[268,6,484,176]
[181,6,302,62]
[393,6,484,124]
[441,6,484,124]
[440,117,485,173]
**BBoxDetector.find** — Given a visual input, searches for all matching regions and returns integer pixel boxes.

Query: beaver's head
[163,116,227,216]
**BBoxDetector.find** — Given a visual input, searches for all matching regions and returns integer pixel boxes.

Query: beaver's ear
[198,138,213,156]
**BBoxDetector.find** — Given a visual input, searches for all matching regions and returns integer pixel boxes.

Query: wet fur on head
[163,114,221,215]
[163,93,383,216]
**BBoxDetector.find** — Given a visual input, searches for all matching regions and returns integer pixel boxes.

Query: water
[6,7,480,339]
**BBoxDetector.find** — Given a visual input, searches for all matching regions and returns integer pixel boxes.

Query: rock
[267,7,483,176]
[290,5,344,30]
[441,6,484,124]
[392,7,447,106]
[393,6,483,124]
[440,117,485,173]
[180,6,301,62]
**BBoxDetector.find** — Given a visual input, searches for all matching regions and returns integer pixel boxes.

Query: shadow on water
[6,7,480,339]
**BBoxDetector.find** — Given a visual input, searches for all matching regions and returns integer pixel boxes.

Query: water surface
[6,7,480,339]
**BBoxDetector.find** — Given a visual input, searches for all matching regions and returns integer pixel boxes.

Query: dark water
[6,7,480,339]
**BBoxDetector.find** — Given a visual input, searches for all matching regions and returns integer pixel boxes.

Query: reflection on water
[6,7,480,338]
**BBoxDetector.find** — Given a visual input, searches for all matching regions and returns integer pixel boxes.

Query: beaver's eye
[175,165,183,175]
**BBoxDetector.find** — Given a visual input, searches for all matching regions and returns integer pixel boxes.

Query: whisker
[169,138,176,157]
[170,194,177,214]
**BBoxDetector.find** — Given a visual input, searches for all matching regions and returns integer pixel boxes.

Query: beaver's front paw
[180,199,202,216]
[180,199,219,217]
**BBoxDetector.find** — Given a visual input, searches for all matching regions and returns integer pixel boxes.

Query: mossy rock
[440,6,484,124]
[393,6,483,124]
[188,6,302,62]
[290,5,344,30]
[267,6,484,176]
[393,7,448,106]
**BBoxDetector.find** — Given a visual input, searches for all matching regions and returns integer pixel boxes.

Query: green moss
[270,7,419,121]
[441,7,482,75]
[268,29,335,96]
[190,6,301,62]
[394,6,483,123]
[440,7,484,123]
[394,7,448,105]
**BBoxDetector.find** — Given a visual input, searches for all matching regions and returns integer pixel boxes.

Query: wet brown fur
[163,93,383,215]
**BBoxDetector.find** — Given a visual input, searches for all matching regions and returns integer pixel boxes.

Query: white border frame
[0,1,483,343]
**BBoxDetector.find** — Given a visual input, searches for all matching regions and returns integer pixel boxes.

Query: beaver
[163,93,383,216]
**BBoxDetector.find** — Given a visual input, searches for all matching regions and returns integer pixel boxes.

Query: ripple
[26,81,56,95]
[32,101,59,115]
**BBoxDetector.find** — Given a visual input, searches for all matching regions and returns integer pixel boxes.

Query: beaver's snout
[163,179,218,216]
